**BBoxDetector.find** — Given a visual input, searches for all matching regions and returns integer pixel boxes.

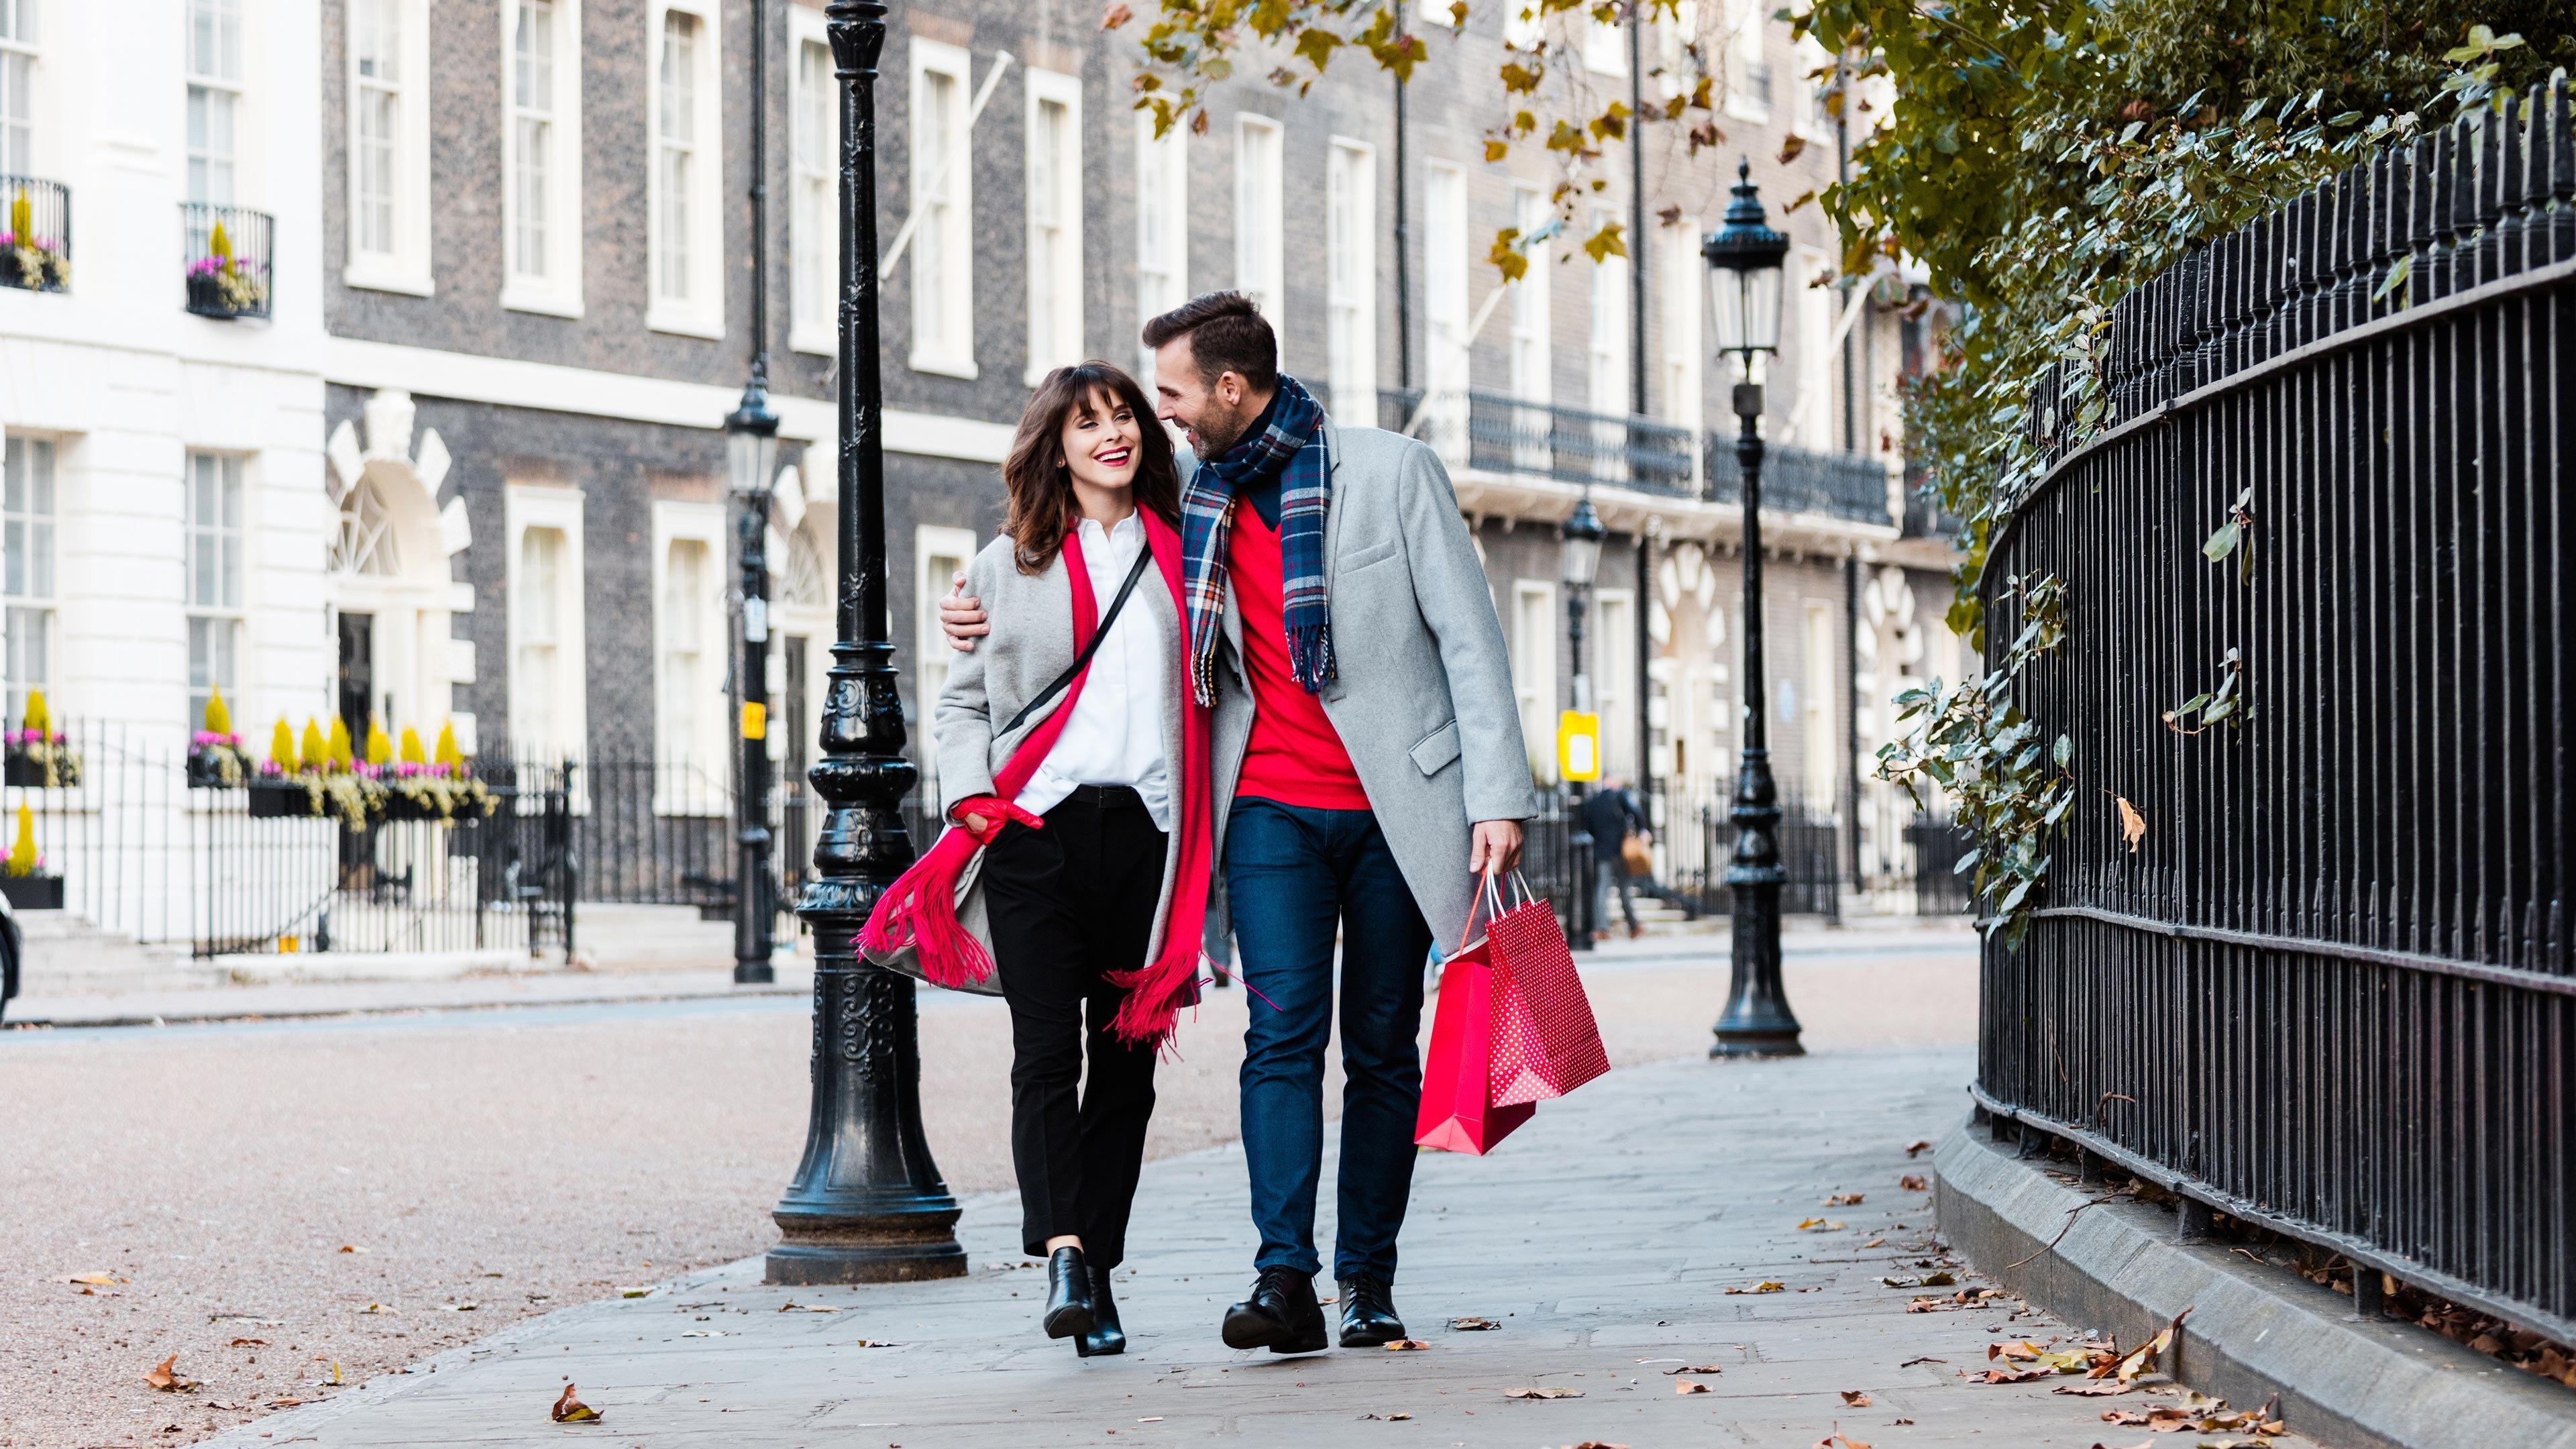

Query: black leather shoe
[1077,1263,1126,1357]
[1337,1275,1406,1348]
[1220,1266,1329,1354]
[1042,1246,1095,1341]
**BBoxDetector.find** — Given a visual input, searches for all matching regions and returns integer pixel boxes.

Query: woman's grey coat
[1203,420,1541,955]
[929,531,1194,977]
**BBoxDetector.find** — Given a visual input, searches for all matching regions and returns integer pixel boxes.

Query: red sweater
[1228,507,1372,810]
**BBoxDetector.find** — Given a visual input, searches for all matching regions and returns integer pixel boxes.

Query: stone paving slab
[211,1046,2323,1449]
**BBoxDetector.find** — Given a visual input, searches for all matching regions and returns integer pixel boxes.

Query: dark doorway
[336,612,374,745]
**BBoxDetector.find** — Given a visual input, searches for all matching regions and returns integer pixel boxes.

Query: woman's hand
[951,795,1042,844]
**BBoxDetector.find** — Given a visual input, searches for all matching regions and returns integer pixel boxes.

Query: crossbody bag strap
[1001,540,1156,737]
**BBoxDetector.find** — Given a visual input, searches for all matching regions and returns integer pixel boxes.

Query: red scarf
[859,512,1213,1049]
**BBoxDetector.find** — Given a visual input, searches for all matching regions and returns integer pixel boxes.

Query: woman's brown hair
[1000,361,1181,575]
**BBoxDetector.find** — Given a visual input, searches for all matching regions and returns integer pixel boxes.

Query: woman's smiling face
[1061,386,1142,494]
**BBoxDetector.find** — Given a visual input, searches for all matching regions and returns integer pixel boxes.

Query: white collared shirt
[1012,511,1174,832]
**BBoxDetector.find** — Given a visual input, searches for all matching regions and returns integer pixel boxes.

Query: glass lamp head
[1702,157,1790,364]
[724,379,783,498]
[1560,496,1606,590]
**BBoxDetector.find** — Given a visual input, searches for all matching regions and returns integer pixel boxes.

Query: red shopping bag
[1486,873,1612,1109]
[1413,939,1536,1156]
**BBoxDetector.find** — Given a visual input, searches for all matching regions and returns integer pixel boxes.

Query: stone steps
[13,910,225,994]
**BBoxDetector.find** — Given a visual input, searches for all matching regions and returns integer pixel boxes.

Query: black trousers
[982,785,1167,1267]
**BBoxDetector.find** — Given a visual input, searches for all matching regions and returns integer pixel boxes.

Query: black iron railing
[182,203,273,320]
[0,174,70,292]
[1982,86,2574,1344]
[1705,435,1894,526]
[1373,386,1700,497]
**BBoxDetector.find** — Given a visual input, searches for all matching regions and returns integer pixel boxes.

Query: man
[1580,774,1650,941]
[943,292,1536,1354]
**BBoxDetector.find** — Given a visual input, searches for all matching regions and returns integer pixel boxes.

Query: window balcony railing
[182,203,274,321]
[1704,434,1894,527]
[0,176,71,293]
[1373,386,1700,498]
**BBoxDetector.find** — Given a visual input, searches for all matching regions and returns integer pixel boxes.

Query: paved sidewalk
[215,1046,2314,1449]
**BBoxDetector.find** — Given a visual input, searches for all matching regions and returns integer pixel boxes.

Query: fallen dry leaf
[355,1303,398,1315]
[2055,1379,2136,1397]
[144,1356,199,1393]
[1662,1364,1725,1375]
[2115,796,2147,852]
[229,1337,266,1347]
[209,1399,241,1411]
[1383,1339,1431,1352]
[1899,1175,1929,1192]
[1676,1381,1712,1395]
[1976,1366,2057,1385]
[1841,1390,1873,1407]
[266,1397,309,1409]
[1813,1434,1874,1449]
[1796,1218,1847,1232]
[1726,1281,1787,1295]
[1825,1193,1866,1206]
[1882,1272,1956,1289]
[1449,1316,1500,1331]
[57,1273,126,1286]
[1501,1385,1583,1399]
[1904,1140,1931,1157]
[1862,1237,1887,1248]
[2092,1308,2192,1383]
[551,1383,602,1423]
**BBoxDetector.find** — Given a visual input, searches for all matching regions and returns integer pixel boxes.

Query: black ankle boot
[1042,1246,1095,1341]
[1077,1263,1126,1357]
[1338,1275,1405,1347]
[1220,1266,1328,1354]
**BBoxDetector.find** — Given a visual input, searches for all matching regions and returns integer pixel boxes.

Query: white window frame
[1233,113,1284,347]
[1507,184,1552,408]
[787,5,836,355]
[650,500,729,810]
[1794,34,1835,142]
[647,1,724,338]
[1419,160,1470,462]
[2,433,58,729]
[1662,215,1704,445]
[185,0,245,208]
[1794,245,1834,449]
[1022,67,1084,384]
[1595,587,1638,777]
[1324,137,1377,423]
[1803,601,1837,806]
[184,451,248,732]
[1583,11,1628,76]
[1132,110,1189,384]
[0,0,37,178]
[1512,579,1560,784]
[906,37,976,378]
[501,0,585,317]
[1587,206,1630,479]
[505,484,588,764]
[344,0,433,295]
[1502,0,1541,49]
[913,523,978,804]
[1726,0,1773,123]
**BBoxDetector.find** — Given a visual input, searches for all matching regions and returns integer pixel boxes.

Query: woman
[861,362,1212,1359]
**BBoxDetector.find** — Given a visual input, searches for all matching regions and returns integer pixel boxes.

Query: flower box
[246,780,321,819]
[3,743,80,789]
[189,740,258,790]
[1,873,64,911]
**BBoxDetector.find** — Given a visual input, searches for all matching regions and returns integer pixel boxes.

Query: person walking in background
[1581,775,1651,941]
[943,291,1537,1356]
[874,361,1212,1360]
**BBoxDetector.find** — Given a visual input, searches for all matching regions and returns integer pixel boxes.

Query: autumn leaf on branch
[1582,221,1627,262]
[1101,1,1131,28]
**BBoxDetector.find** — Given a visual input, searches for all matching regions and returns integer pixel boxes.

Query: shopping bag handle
[1453,866,1508,955]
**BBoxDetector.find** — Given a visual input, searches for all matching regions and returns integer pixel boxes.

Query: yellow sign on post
[741,702,767,741]
[1557,710,1601,783]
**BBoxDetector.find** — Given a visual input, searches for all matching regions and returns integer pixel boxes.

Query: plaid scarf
[1180,374,1333,707]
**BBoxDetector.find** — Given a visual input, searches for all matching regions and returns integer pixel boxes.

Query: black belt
[1061,784,1148,811]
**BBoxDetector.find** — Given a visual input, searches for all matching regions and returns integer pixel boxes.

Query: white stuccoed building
[0,0,333,740]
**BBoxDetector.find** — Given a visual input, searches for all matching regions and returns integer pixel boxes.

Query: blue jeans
[1224,798,1435,1283]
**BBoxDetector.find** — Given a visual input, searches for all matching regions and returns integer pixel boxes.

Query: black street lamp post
[727,0,782,987]
[1702,160,1804,1059]
[727,384,780,986]
[1560,496,1604,951]
[768,0,967,1285]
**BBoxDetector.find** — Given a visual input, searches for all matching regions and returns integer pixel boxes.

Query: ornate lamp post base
[1710,748,1805,1059]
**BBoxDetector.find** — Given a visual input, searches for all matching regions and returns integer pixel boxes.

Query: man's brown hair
[1141,290,1279,392]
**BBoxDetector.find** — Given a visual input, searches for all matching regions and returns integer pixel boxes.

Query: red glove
[951,795,1044,845]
